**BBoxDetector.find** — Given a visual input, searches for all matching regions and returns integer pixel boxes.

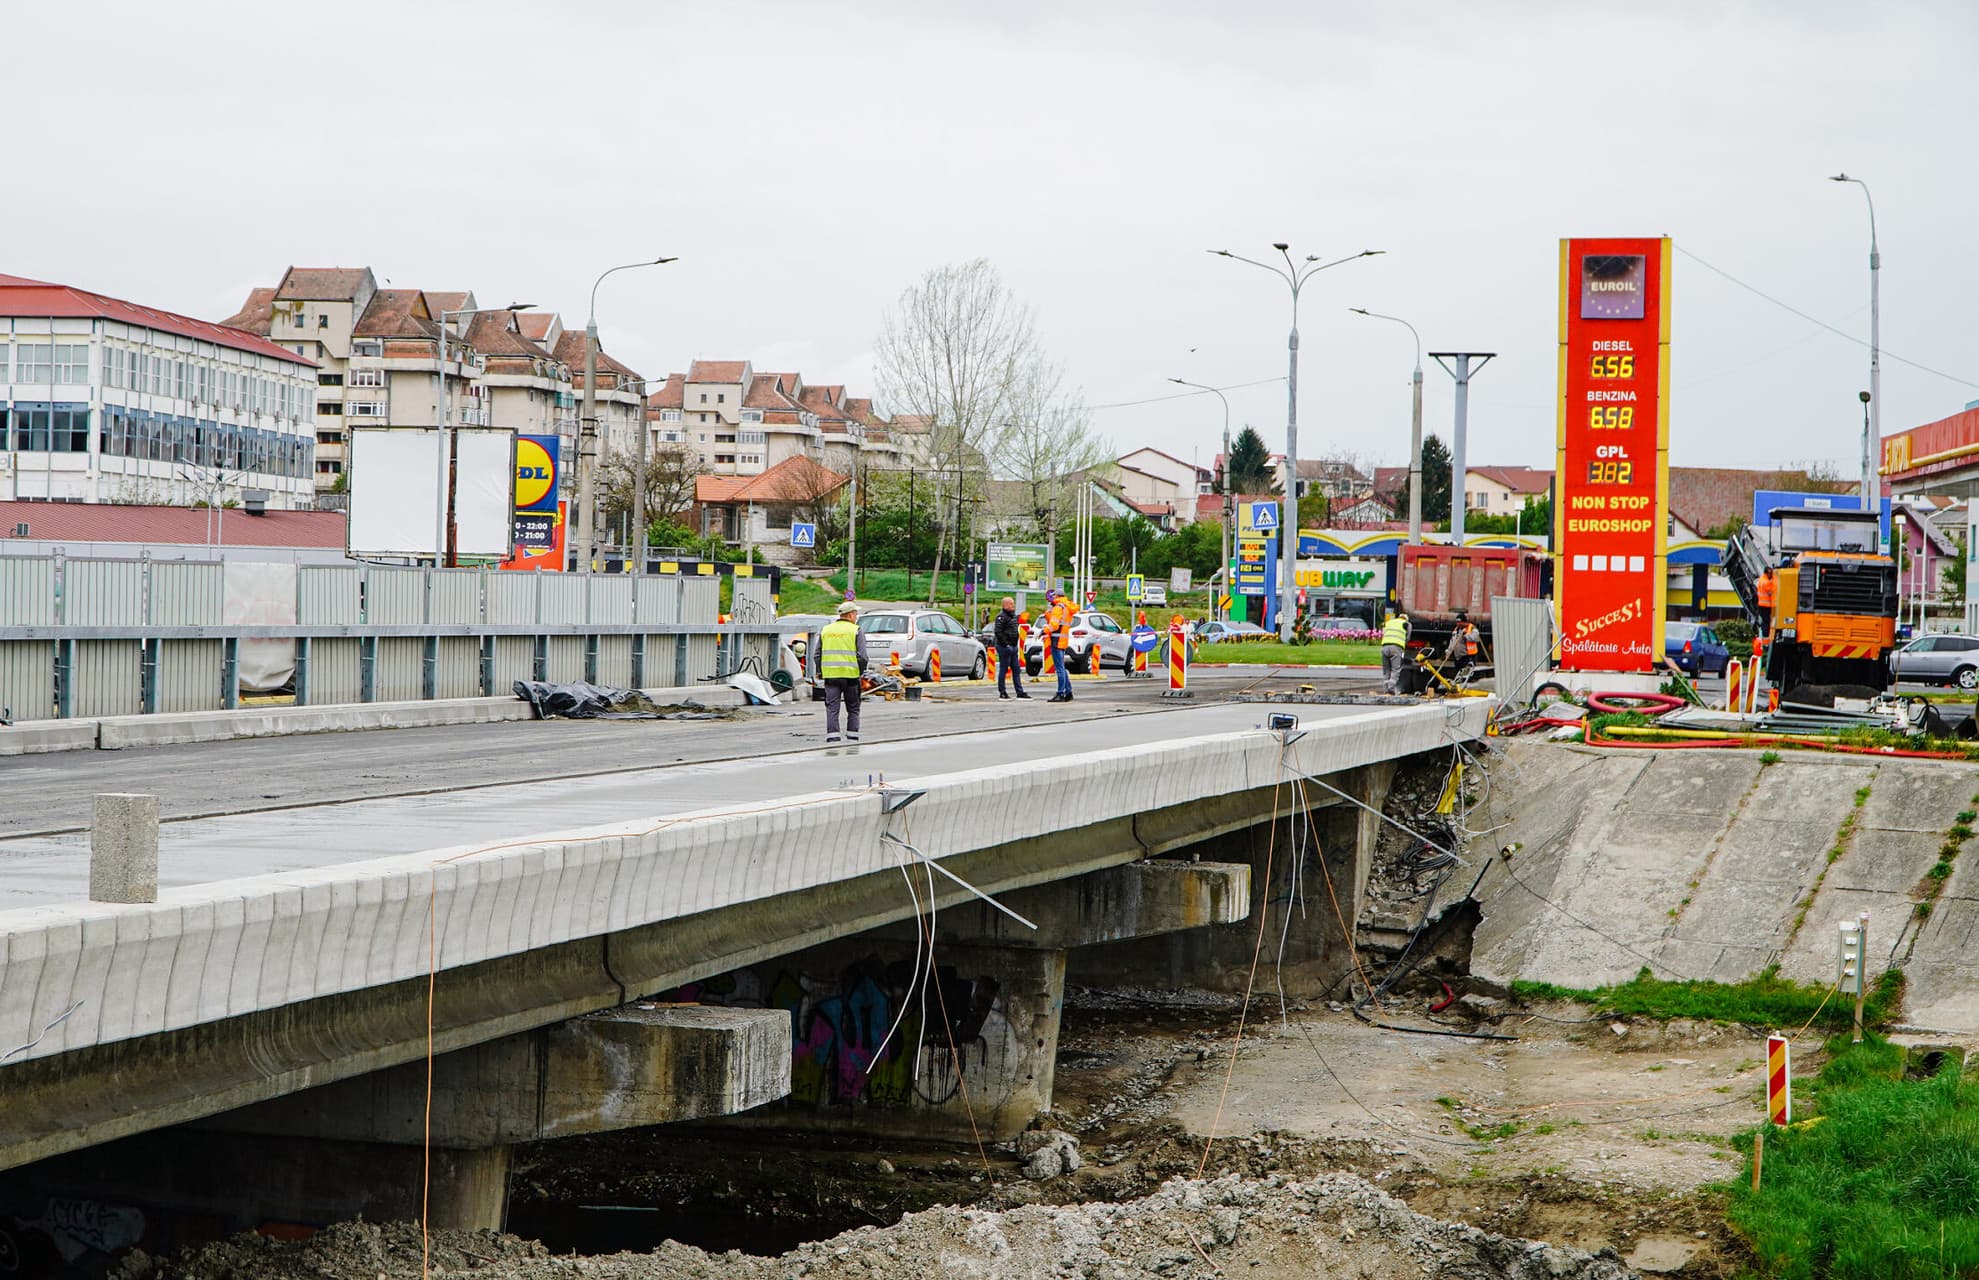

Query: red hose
[1429,981,1458,1014]
[1585,691,1687,716]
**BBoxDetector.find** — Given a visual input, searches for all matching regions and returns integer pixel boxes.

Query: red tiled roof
[0,500,345,548]
[744,373,802,411]
[0,275,314,366]
[465,311,554,359]
[686,359,750,384]
[423,291,472,318]
[221,287,277,335]
[515,312,558,343]
[694,455,848,506]
[647,373,685,412]
[1372,466,1409,497]
[549,330,638,381]
[353,289,439,340]
[275,267,374,302]
[1467,465,1553,494]
[1668,466,1856,535]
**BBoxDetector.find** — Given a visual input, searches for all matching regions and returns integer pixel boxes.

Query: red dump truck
[1394,545,1549,657]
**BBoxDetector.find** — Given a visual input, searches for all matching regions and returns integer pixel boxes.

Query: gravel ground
[112,1176,1631,1280]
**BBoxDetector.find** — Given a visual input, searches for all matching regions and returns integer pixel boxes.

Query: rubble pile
[115,1174,1631,1280]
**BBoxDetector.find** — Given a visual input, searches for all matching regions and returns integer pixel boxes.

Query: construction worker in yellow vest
[817,600,868,744]
[1381,609,1411,694]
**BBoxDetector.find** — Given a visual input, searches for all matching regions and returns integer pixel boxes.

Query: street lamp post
[1830,174,1880,509]
[1349,308,1424,545]
[438,301,532,567]
[578,257,676,573]
[1169,377,1232,619]
[1210,244,1384,639]
[1428,352,1496,545]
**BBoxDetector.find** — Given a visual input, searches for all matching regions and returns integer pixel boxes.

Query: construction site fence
[0,555,782,722]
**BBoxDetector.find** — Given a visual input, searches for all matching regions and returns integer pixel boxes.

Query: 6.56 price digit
[1588,354,1635,379]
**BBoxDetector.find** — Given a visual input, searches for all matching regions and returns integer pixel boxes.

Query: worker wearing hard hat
[1381,608,1411,694]
[817,600,868,744]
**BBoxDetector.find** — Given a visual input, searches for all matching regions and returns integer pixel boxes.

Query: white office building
[1,273,318,507]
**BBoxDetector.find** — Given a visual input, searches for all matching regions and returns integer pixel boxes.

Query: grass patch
[1433,1096,1526,1143]
[1510,966,1903,1032]
[1760,749,1783,765]
[1729,1035,1979,1279]
[1187,640,1384,667]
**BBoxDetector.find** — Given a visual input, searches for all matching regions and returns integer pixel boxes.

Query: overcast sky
[13,1,1976,476]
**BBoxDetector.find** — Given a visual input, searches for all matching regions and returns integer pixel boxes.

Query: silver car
[858,609,987,681]
[1024,610,1135,674]
[1890,633,1979,689]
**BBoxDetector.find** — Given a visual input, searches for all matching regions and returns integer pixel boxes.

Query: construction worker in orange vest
[1045,592,1075,702]
[1755,568,1776,620]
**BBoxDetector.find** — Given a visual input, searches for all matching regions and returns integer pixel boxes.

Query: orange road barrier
[1726,658,1744,714]
[1087,641,1104,680]
[928,647,942,683]
[985,646,998,682]
[1766,1034,1791,1126]
[1167,622,1188,692]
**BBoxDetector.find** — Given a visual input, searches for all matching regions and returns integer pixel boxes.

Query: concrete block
[1859,764,1977,833]
[89,794,158,904]
[0,719,98,755]
[928,860,1252,949]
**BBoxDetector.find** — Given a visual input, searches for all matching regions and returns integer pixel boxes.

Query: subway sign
[1293,558,1387,597]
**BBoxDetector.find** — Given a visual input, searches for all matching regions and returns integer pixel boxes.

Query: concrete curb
[6,685,750,754]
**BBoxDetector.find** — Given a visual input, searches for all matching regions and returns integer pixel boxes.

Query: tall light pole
[1210,244,1384,639]
[438,301,532,567]
[1830,174,1880,513]
[578,256,676,573]
[1170,377,1232,618]
[1349,308,1424,545]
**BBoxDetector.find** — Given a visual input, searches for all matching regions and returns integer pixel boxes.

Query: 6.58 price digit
[1587,405,1634,430]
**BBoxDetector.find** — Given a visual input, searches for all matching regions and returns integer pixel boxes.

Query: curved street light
[1349,308,1425,544]
[578,257,678,571]
[1829,174,1879,507]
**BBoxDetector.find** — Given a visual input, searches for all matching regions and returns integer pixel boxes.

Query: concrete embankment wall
[1469,741,1979,1033]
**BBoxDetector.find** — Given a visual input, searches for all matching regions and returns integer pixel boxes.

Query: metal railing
[0,555,785,722]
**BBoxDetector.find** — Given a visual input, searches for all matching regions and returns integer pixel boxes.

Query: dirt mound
[116,1176,1630,1280]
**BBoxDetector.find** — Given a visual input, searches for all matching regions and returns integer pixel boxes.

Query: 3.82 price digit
[1585,460,1634,485]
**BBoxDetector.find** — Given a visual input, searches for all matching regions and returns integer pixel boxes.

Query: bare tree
[997,358,1112,554]
[876,260,1039,603]
[600,445,700,534]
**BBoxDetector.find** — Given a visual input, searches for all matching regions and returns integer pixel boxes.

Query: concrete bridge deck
[0,695,1487,1175]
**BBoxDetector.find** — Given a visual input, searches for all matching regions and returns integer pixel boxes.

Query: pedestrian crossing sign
[1245,502,1279,532]
[790,522,816,548]
[1126,574,1145,600]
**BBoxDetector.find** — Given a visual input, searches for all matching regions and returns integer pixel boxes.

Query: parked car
[1665,621,1730,677]
[1890,633,1979,689]
[1025,610,1135,674]
[1308,613,1375,635]
[1195,620,1269,643]
[1140,584,1169,606]
[857,609,986,680]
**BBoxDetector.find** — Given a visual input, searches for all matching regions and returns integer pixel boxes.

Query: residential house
[689,454,848,564]
[1332,492,1396,527]
[468,312,573,437]
[1294,458,1368,506]
[1665,466,1857,541]
[1463,466,1552,517]
[5,272,316,507]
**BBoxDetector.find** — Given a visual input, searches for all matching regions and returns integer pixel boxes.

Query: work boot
[1000,691,1010,699]
[1016,690,1031,699]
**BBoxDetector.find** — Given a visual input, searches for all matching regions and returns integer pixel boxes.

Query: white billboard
[347,428,514,561]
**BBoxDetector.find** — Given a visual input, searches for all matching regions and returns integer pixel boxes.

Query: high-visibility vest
[1463,625,1479,657]
[818,619,861,679]
[1050,603,1071,648]
[1382,615,1409,647]
[1756,574,1776,608]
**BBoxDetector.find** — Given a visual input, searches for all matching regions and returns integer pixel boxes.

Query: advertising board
[1293,557,1387,597]
[985,542,1049,592]
[1554,237,1670,672]
[346,428,516,561]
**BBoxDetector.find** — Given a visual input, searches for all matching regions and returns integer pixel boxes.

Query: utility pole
[631,375,649,574]
[1430,352,1496,545]
[1210,244,1384,640]
[1350,309,1425,544]
[846,454,858,601]
[1168,378,1232,618]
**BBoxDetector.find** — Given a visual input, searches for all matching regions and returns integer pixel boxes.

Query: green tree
[1943,533,1967,606]
[1419,434,1452,524]
[1466,494,1552,537]
[1226,427,1279,494]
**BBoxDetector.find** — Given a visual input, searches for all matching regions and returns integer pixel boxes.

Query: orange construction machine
[1725,507,1897,694]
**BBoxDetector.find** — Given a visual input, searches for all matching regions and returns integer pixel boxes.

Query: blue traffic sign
[790,522,816,548]
[1125,573,1145,600]
[1248,502,1279,531]
[1130,625,1161,653]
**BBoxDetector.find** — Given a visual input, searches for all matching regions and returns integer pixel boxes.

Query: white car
[857,609,987,680]
[1141,584,1169,606]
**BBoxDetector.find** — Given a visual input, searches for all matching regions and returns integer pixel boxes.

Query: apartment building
[646,359,898,479]
[546,326,644,458]
[2,273,316,507]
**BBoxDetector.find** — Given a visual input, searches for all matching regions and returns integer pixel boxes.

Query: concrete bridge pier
[693,859,1252,1140]
[0,1006,790,1237]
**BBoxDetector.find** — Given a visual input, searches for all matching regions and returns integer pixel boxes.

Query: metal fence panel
[684,634,717,684]
[1491,595,1553,699]
[304,639,363,705]
[157,640,224,712]
[435,637,480,699]
[588,577,634,625]
[0,641,54,720]
[373,638,424,701]
[595,635,634,686]
[149,563,225,626]
[72,640,141,717]
[366,568,428,625]
[545,635,587,683]
[733,577,774,625]
[0,558,56,625]
[540,575,587,625]
[490,637,536,690]
[681,576,718,625]
[486,573,540,625]
[429,571,482,625]
[636,576,680,625]
[299,567,362,625]
[66,560,146,626]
